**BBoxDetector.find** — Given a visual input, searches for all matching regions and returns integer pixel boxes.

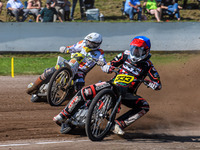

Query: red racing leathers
[59,50,162,129]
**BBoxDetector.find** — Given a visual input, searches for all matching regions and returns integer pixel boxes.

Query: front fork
[108,95,122,127]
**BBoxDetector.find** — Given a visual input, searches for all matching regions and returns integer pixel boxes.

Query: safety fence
[0,22,199,52]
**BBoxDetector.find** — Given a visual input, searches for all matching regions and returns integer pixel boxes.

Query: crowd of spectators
[3,0,97,22]
[0,0,193,22]
[124,0,183,22]
[4,0,74,22]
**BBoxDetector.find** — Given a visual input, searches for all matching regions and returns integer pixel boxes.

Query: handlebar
[86,54,106,66]
[135,79,150,86]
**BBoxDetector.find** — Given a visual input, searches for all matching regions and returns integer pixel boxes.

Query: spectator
[70,0,84,20]
[161,0,182,21]
[6,0,29,22]
[124,0,142,21]
[64,0,71,21]
[36,0,63,22]
[0,0,3,15]
[143,0,162,22]
[54,0,65,21]
[27,0,41,19]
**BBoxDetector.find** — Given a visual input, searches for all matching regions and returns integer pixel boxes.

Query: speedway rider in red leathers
[53,36,162,135]
[26,32,106,99]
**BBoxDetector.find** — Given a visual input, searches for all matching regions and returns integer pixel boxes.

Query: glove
[96,60,105,66]
[148,81,159,90]
[59,46,69,53]
[83,46,92,53]
[102,65,115,73]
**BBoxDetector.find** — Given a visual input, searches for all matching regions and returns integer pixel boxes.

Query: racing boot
[111,107,149,135]
[111,121,125,135]
[53,111,69,126]
[26,76,44,95]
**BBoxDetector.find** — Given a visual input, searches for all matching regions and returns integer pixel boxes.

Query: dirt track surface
[0,55,200,150]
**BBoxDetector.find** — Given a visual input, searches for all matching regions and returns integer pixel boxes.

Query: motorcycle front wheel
[47,66,73,106]
[85,89,117,141]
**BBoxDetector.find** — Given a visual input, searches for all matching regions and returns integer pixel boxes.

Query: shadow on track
[122,132,200,143]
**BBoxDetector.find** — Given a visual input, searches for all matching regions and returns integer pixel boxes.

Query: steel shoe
[30,94,39,102]
[60,123,72,134]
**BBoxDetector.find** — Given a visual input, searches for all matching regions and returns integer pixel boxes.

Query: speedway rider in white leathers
[26,32,106,98]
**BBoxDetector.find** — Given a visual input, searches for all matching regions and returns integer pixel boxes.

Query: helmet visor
[130,45,144,58]
[86,40,100,49]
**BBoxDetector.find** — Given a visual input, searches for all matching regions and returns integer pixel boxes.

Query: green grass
[150,53,189,65]
[0,0,200,22]
[0,53,70,75]
[0,52,193,76]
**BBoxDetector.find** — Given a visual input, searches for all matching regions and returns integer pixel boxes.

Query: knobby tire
[85,89,117,141]
[47,66,72,106]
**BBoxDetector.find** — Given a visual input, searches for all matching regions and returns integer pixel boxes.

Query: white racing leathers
[41,40,106,92]
[66,40,106,74]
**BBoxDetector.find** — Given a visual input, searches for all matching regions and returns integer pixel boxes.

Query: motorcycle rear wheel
[47,66,73,106]
[85,89,117,141]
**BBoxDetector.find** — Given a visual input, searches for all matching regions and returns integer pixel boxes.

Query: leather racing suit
[58,50,161,129]
[41,40,106,92]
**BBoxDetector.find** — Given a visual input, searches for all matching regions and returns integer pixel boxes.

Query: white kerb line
[0,139,90,147]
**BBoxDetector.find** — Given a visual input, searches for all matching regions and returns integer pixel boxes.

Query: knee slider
[137,99,150,113]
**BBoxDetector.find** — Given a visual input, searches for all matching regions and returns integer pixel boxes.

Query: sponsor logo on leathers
[124,110,146,126]
[68,96,81,113]
[84,88,92,96]
[95,82,111,91]
[122,63,142,76]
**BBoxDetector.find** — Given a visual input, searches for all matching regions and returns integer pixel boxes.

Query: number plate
[114,74,134,85]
